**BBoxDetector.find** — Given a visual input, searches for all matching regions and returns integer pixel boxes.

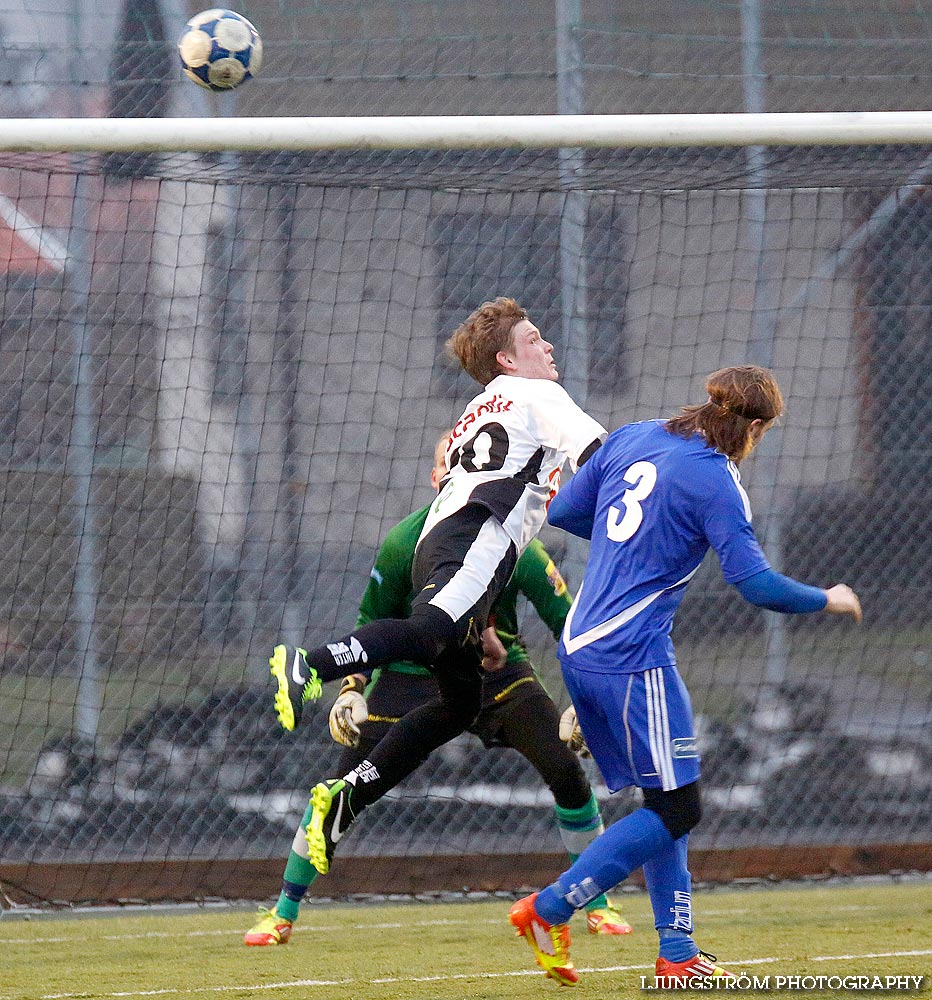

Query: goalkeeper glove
[559,704,591,758]
[328,674,369,748]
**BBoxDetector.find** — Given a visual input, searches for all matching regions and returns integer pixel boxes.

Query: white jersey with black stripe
[420,374,606,553]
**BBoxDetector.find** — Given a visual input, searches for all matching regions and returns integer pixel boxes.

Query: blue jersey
[549,419,770,673]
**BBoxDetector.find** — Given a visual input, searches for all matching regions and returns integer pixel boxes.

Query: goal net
[1,0,931,906]
[1,127,930,907]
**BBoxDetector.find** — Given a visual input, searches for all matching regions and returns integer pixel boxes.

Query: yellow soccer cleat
[243,906,293,946]
[586,900,634,935]
[269,643,322,731]
[306,778,355,875]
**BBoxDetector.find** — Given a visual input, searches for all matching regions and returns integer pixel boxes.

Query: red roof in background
[0,162,72,278]
[0,209,64,276]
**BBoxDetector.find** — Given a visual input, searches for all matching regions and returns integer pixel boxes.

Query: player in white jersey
[424,374,603,554]
[267,297,606,877]
[509,365,862,988]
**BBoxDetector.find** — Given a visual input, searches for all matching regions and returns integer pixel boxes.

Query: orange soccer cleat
[655,950,733,984]
[509,893,579,986]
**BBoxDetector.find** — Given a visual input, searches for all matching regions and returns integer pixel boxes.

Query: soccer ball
[178,9,262,92]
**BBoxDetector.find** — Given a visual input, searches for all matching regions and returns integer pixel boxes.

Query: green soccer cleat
[243,906,293,946]
[270,643,322,731]
[306,778,356,875]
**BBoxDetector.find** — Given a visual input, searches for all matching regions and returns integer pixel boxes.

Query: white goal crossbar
[3,111,932,152]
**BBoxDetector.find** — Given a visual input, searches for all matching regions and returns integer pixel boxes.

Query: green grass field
[3,880,929,1000]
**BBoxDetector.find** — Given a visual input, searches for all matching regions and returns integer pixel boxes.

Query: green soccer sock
[554,793,610,912]
[274,801,320,922]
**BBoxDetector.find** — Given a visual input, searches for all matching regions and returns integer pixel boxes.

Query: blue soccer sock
[554,794,611,911]
[535,806,673,926]
[644,833,698,962]
[657,927,697,962]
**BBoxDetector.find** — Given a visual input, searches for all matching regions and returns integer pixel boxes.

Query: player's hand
[824,584,862,623]
[328,674,369,747]
[559,704,591,758]
[480,626,507,672]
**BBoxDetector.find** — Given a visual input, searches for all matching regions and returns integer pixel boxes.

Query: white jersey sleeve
[521,379,606,472]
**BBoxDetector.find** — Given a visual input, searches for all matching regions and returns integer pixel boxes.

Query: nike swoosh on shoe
[291,650,307,684]
[330,792,346,844]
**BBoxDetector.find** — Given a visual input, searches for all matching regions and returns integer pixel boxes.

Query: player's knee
[443,682,482,730]
[400,605,458,663]
[427,695,480,741]
[453,705,481,733]
[642,781,702,840]
[544,754,591,809]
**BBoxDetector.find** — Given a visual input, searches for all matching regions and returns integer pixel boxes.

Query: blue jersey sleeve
[547,444,604,539]
[700,465,771,584]
[736,568,828,613]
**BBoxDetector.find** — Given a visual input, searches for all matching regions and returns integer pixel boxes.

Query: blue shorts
[560,662,700,793]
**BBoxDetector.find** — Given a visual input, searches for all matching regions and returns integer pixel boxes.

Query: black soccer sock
[339,657,483,812]
[303,608,458,683]
[341,700,470,812]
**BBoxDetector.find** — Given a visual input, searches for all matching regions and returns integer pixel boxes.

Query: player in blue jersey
[509,365,862,988]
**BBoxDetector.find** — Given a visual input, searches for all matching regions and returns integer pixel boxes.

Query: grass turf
[2,879,930,1000]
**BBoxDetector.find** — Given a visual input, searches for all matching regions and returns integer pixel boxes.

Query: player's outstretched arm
[547,490,594,539]
[735,568,861,623]
[576,437,603,468]
[547,443,603,539]
[824,583,862,622]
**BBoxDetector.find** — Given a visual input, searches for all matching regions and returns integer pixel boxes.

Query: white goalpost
[2,110,932,152]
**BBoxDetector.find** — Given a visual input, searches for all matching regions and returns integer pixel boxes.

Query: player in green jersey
[245,432,633,946]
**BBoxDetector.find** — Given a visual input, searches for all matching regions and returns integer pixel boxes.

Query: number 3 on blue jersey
[606,461,657,542]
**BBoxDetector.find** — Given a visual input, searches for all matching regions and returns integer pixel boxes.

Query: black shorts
[360,660,546,749]
[412,503,517,638]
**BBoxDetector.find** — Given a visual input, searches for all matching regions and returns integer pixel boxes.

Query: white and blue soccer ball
[178,9,262,91]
